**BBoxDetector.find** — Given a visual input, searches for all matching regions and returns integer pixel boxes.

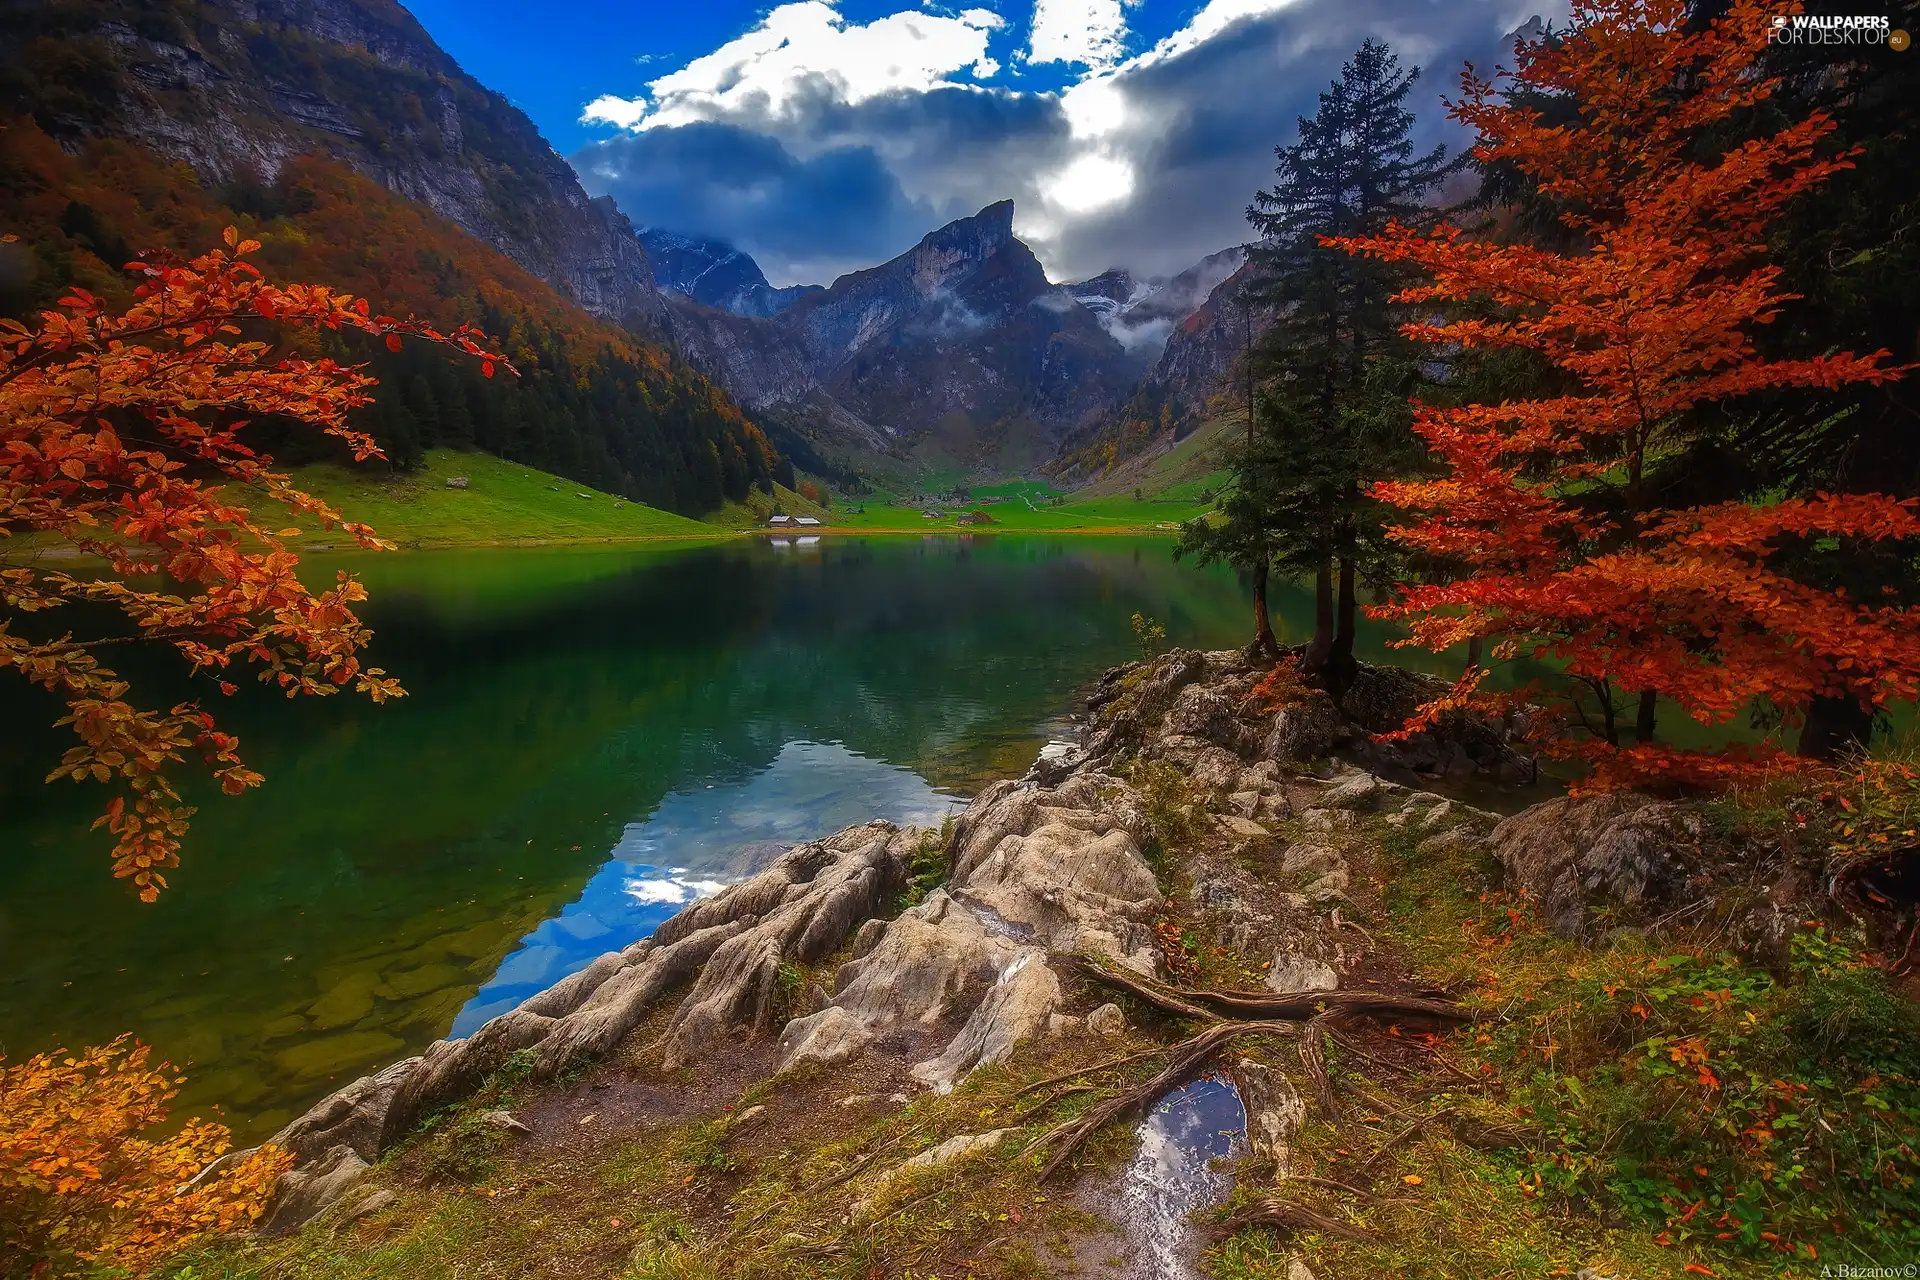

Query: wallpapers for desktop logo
[1768,12,1909,48]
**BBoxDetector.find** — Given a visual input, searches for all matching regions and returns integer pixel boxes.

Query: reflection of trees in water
[0,538,1254,1132]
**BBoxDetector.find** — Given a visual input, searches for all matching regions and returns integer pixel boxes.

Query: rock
[1287,1261,1321,1280]
[1417,799,1455,832]
[1280,844,1342,876]
[1489,795,1705,938]
[1047,1013,1083,1036]
[837,1094,874,1108]
[273,1030,407,1085]
[1265,950,1338,992]
[1227,789,1263,818]
[1261,693,1348,762]
[380,822,921,1147]
[1190,746,1245,792]
[349,1188,397,1218]
[1341,664,1452,734]
[260,1013,309,1041]
[269,1056,422,1169]
[1235,762,1282,794]
[911,952,1063,1092]
[661,828,919,1067]
[1232,1060,1307,1173]
[1258,793,1293,821]
[951,807,1165,975]
[308,972,380,1031]
[1194,877,1242,910]
[262,1144,368,1234]
[849,916,888,959]
[1164,684,1247,750]
[1214,813,1271,840]
[377,962,466,1000]
[799,982,832,1016]
[1320,772,1382,812]
[1085,1002,1128,1036]
[1304,868,1350,902]
[1302,808,1358,832]
[851,1129,1014,1221]
[1400,791,1447,812]
[477,1109,531,1135]
[1418,826,1488,858]
[777,1005,875,1071]
[778,891,1005,1072]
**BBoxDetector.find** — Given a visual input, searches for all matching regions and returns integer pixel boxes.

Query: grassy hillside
[257,451,721,548]
[702,483,833,530]
[1074,414,1236,502]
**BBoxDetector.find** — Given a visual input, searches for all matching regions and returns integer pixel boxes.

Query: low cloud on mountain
[573,0,1560,287]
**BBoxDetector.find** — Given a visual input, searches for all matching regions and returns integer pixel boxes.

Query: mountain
[0,0,786,514]
[640,229,823,319]
[1049,250,1268,482]
[4,0,669,329]
[665,201,1149,475]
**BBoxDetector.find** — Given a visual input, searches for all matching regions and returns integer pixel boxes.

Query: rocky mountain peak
[640,228,821,319]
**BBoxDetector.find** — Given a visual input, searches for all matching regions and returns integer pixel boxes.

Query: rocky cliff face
[640,229,822,319]
[666,201,1148,471]
[5,0,666,328]
[1049,251,1270,481]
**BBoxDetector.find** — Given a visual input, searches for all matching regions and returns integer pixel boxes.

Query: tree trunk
[1327,556,1359,699]
[1465,634,1483,674]
[1302,561,1335,676]
[1799,694,1875,760]
[1635,690,1657,745]
[1251,558,1278,660]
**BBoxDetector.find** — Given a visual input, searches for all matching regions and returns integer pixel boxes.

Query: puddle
[1114,1073,1247,1279]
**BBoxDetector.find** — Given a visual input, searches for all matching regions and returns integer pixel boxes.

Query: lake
[0,534,1473,1141]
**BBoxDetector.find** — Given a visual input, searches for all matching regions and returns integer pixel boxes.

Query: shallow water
[1118,1074,1248,1279]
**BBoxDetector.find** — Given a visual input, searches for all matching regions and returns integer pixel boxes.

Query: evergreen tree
[1188,39,1451,689]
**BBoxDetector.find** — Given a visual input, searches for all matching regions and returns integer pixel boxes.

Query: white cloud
[1043,152,1135,213]
[1131,0,1308,66]
[582,2,1005,132]
[577,0,1562,284]
[1028,0,1135,70]
[1059,77,1127,138]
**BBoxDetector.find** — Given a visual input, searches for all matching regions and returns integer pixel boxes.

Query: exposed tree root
[1031,1020,1276,1180]
[1359,1108,1454,1173]
[1066,954,1480,1026]
[1013,1041,1179,1097]
[1012,1083,1100,1122]
[1222,1198,1385,1246]
[1030,959,1482,1185]
[1300,1014,1342,1122]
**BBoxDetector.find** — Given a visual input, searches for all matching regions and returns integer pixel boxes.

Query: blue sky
[405,0,1560,286]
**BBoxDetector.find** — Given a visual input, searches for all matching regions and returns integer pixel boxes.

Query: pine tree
[1222,38,1451,691]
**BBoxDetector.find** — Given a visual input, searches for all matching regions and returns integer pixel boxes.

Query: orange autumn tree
[1,229,509,896]
[1,1036,291,1276]
[1332,0,1918,789]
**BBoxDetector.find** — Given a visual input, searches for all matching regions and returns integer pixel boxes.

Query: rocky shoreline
[228,644,1787,1275]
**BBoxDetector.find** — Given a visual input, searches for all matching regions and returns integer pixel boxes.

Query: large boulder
[1261,692,1348,762]
[1489,795,1706,938]
[1162,684,1250,753]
